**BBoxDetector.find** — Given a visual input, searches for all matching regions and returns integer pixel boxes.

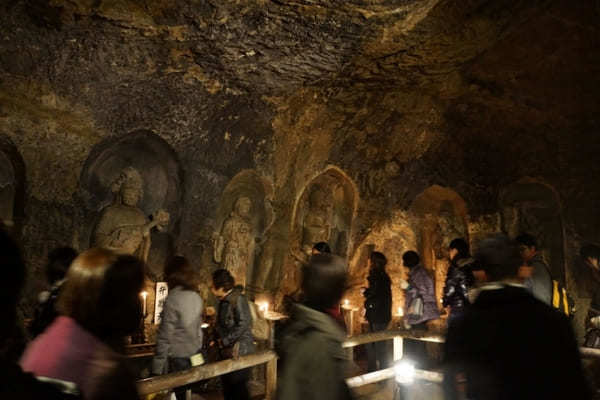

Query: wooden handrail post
[393,336,403,361]
[265,354,277,400]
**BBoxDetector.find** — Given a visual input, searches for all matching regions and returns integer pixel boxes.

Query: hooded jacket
[277,303,353,400]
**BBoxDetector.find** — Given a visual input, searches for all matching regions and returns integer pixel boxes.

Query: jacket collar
[291,303,346,343]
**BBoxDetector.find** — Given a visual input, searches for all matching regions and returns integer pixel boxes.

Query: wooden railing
[137,350,277,400]
[136,329,600,398]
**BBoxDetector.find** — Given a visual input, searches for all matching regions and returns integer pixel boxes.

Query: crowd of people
[0,218,597,399]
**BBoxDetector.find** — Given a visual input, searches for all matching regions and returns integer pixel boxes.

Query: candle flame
[141,291,148,298]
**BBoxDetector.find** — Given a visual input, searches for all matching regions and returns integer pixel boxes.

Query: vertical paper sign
[154,282,168,325]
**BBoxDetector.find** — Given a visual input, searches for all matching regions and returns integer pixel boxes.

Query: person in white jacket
[152,256,203,400]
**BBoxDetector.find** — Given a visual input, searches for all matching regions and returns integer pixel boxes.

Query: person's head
[211,268,235,299]
[369,251,387,271]
[165,256,199,292]
[449,238,470,261]
[0,227,25,346]
[312,242,331,255]
[302,253,347,312]
[235,197,252,218]
[402,251,420,269]
[515,233,537,262]
[57,248,145,344]
[475,234,522,282]
[46,246,77,285]
[581,244,600,271]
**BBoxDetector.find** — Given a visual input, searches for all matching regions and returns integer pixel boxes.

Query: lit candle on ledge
[141,291,148,316]
[343,299,350,308]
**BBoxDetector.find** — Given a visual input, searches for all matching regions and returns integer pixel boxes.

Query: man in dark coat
[444,234,590,400]
[277,253,353,400]
[443,238,476,326]
[211,269,255,400]
[363,251,392,372]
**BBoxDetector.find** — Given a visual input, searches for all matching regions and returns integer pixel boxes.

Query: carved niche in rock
[213,170,273,293]
[410,185,469,309]
[284,167,358,294]
[0,137,25,232]
[80,131,182,280]
[500,179,565,283]
[92,167,170,261]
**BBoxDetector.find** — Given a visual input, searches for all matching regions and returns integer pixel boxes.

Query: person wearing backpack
[211,269,255,400]
[151,256,204,400]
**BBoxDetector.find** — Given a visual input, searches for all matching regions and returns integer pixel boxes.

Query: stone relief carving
[213,196,256,288]
[211,170,274,293]
[283,168,357,297]
[93,167,170,262]
[301,185,333,256]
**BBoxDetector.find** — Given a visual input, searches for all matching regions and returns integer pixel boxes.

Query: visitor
[516,233,552,305]
[442,238,475,326]
[152,256,204,400]
[401,250,439,368]
[277,253,353,400]
[0,226,80,399]
[363,251,392,372]
[443,234,590,400]
[20,248,143,400]
[30,246,78,337]
[211,268,255,400]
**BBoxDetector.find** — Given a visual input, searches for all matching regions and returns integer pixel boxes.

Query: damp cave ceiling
[2,0,599,152]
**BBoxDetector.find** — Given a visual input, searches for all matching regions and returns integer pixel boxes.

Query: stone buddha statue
[301,186,332,255]
[93,167,169,262]
[214,196,254,288]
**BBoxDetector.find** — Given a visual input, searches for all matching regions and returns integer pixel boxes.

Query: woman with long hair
[151,256,203,400]
[20,248,145,400]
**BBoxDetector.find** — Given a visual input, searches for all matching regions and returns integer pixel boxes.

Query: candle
[343,299,349,308]
[397,307,404,317]
[141,291,148,316]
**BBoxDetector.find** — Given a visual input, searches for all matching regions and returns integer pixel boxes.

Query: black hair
[449,238,470,260]
[581,244,600,261]
[46,246,77,284]
[515,233,537,248]
[369,251,387,271]
[402,251,420,268]
[302,253,347,312]
[312,242,331,254]
[475,234,521,282]
[212,268,235,292]
[165,256,200,292]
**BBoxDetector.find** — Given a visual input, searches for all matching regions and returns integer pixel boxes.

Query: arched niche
[409,185,469,307]
[291,166,358,259]
[346,211,417,329]
[79,130,183,280]
[281,166,358,296]
[212,169,274,294]
[0,136,26,234]
[500,178,565,283]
